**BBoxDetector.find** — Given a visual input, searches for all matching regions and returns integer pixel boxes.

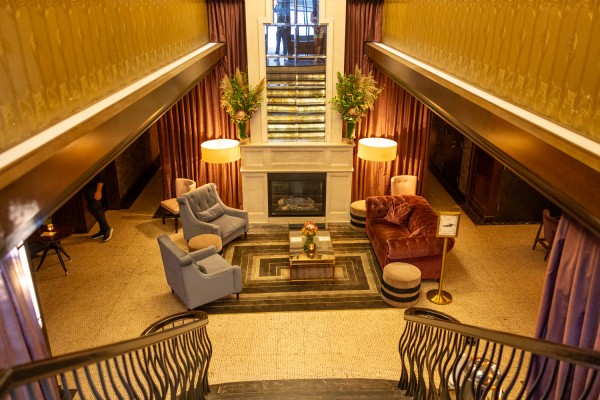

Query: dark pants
[85,192,110,233]
[275,28,288,55]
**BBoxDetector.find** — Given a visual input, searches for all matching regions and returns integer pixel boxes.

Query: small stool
[188,234,223,254]
[381,262,421,308]
[350,200,367,232]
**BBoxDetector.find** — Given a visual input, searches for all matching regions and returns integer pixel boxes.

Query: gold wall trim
[366,42,600,238]
[0,43,225,259]
[0,0,209,155]
[382,0,600,143]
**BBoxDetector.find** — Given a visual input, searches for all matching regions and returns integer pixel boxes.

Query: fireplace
[268,173,326,217]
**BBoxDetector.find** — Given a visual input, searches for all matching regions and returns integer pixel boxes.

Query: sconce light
[201,139,241,164]
[357,137,397,162]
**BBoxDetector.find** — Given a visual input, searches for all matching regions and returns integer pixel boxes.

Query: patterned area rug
[198,224,390,314]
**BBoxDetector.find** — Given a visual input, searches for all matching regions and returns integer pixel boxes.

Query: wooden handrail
[0,311,210,399]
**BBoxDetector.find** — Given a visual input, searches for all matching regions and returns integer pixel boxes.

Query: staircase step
[268,97,325,106]
[266,65,326,74]
[208,379,403,399]
[267,89,325,98]
[268,115,325,123]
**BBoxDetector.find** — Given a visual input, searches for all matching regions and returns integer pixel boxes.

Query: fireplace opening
[268,173,326,217]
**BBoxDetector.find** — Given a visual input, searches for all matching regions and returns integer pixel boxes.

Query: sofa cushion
[212,214,247,238]
[195,203,225,222]
[385,202,415,226]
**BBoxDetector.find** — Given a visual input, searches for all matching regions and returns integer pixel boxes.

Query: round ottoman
[350,200,367,232]
[381,262,421,308]
[188,234,223,254]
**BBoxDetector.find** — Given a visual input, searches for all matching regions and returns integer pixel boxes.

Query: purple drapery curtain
[530,214,600,398]
[0,248,58,398]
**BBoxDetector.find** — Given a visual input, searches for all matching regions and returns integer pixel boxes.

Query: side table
[188,234,223,254]
[28,226,73,276]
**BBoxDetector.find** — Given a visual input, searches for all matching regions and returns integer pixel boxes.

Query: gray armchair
[178,183,249,245]
[157,234,242,309]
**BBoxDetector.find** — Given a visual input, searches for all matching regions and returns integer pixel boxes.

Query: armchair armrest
[189,246,218,262]
[199,265,241,293]
[221,205,248,220]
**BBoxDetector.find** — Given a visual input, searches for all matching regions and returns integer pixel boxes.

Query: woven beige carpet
[201,224,387,313]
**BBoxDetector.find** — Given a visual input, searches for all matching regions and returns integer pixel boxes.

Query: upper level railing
[0,311,211,400]
[398,307,600,399]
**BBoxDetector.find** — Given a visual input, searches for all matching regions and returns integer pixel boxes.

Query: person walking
[84,170,113,242]
[274,0,290,55]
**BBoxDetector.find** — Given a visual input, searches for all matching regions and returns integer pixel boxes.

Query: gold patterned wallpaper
[382,0,600,143]
[0,0,209,155]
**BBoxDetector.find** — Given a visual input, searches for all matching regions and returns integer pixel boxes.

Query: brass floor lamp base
[426,289,453,305]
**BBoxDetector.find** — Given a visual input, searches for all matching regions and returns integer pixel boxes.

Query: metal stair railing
[398,307,600,399]
[0,311,211,400]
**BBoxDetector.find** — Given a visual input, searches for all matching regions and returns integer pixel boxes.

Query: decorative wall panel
[0,0,209,154]
[383,0,600,143]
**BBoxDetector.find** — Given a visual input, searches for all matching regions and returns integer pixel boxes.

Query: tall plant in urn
[221,68,265,143]
[331,66,382,142]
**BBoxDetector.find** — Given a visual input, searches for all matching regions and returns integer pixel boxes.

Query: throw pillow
[194,203,225,222]
[385,202,414,226]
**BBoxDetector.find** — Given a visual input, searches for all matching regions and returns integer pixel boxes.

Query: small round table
[28,226,73,276]
[188,234,223,254]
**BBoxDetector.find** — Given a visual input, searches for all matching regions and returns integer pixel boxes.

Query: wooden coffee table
[289,230,335,281]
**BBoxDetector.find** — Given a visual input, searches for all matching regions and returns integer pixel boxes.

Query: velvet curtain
[158,0,247,208]
[529,214,600,398]
[345,0,430,200]
[0,248,58,398]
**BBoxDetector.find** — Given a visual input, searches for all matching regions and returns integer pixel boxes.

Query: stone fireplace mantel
[240,143,354,224]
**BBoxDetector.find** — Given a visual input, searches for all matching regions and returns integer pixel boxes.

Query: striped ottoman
[350,200,367,232]
[381,262,421,308]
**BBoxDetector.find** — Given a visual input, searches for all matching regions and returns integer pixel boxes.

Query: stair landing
[208,378,403,399]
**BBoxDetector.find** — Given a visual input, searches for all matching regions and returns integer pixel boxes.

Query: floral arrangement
[301,221,319,253]
[220,68,266,139]
[331,66,383,140]
[301,221,319,238]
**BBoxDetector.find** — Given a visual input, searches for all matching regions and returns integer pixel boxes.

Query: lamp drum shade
[201,139,241,164]
[357,137,397,162]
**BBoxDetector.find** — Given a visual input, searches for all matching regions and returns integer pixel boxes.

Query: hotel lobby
[1,0,599,397]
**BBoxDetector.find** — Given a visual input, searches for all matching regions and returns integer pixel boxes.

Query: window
[265,0,327,142]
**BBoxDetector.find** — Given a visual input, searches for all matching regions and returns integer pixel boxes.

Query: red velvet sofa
[365,195,454,280]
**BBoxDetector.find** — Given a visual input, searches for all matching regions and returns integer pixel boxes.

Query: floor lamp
[357,137,397,162]
[201,139,241,164]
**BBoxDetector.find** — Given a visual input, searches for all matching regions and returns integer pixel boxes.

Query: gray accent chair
[157,234,242,309]
[178,183,249,245]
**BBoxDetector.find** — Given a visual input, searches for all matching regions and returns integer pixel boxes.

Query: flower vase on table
[237,120,248,144]
[302,221,319,259]
[344,120,356,143]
